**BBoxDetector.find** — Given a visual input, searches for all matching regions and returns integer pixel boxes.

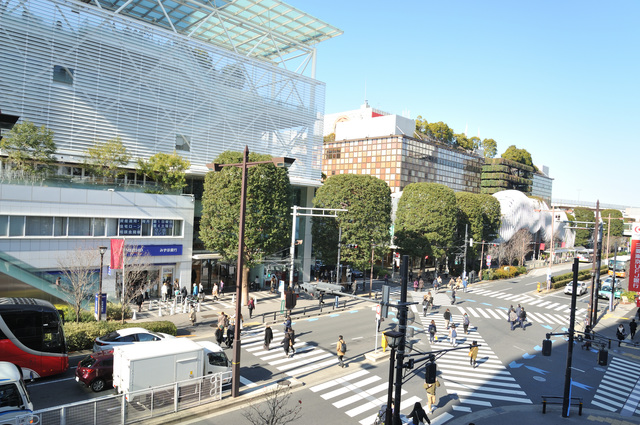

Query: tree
[469,136,481,151]
[601,209,624,238]
[0,119,56,178]
[312,174,391,272]
[455,192,501,274]
[414,116,454,145]
[454,133,474,150]
[200,151,292,304]
[242,383,302,425]
[394,183,457,268]
[574,207,595,248]
[501,145,534,168]
[479,194,502,243]
[57,247,99,323]
[118,245,153,324]
[137,151,190,192]
[488,242,507,266]
[84,137,130,182]
[507,228,533,266]
[480,138,497,158]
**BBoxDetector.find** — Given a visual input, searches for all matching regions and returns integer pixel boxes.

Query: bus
[0,298,68,378]
[608,255,631,278]
[576,249,593,263]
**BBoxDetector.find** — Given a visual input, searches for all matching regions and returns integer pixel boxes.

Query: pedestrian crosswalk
[410,291,533,415]
[591,356,640,417]
[240,328,339,378]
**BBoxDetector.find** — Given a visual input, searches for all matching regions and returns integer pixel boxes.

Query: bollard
[197,302,201,312]
[170,305,174,315]
[158,306,162,317]
[133,310,137,320]
[542,399,546,414]
[182,303,187,314]
[232,294,236,305]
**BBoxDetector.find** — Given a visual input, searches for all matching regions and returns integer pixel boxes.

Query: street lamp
[97,245,107,322]
[384,330,403,425]
[208,146,294,398]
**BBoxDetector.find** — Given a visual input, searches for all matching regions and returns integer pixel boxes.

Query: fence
[16,371,231,425]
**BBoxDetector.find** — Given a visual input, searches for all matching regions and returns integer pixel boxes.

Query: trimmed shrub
[63,320,178,352]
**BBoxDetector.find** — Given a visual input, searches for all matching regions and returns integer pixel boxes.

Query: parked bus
[608,255,631,278]
[0,298,68,378]
[576,249,593,263]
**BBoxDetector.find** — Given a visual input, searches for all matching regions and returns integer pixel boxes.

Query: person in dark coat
[215,326,224,346]
[630,319,638,339]
[226,322,235,348]
[407,401,430,425]
[135,293,144,312]
[282,330,292,357]
[264,324,273,350]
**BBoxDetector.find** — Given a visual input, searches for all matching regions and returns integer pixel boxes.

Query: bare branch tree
[509,229,533,266]
[57,247,99,322]
[119,245,153,324]
[488,243,506,266]
[242,383,302,425]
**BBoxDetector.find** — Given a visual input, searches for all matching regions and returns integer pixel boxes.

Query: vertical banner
[629,223,640,292]
[110,239,124,270]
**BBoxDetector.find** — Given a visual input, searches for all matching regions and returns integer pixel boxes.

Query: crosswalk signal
[425,361,437,384]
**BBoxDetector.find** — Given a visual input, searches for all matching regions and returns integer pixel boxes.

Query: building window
[93,218,106,237]
[173,220,183,237]
[141,219,152,236]
[0,216,8,237]
[119,218,141,236]
[106,218,118,237]
[68,217,91,236]
[9,216,24,237]
[26,216,53,236]
[52,65,74,84]
[54,217,67,236]
[325,148,341,160]
[152,219,174,236]
[175,134,191,152]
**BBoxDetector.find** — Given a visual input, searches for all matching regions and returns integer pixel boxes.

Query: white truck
[112,338,231,404]
[0,362,33,425]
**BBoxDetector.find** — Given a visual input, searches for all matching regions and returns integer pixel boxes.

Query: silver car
[93,327,175,352]
[564,281,588,296]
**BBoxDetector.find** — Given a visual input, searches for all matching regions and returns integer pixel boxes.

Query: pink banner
[630,239,640,292]
[110,239,124,270]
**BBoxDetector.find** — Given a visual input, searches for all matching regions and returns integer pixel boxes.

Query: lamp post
[208,146,294,398]
[97,245,107,322]
[384,330,403,425]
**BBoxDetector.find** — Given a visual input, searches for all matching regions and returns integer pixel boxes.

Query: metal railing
[16,371,231,425]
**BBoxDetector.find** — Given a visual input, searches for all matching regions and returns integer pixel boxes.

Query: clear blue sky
[301,1,639,208]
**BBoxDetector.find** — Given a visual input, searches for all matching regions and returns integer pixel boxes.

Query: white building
[0,0,342,299]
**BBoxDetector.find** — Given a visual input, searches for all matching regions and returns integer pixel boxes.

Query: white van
[0,361,33,424]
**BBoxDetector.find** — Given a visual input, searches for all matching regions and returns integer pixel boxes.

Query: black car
[349,268,364,279]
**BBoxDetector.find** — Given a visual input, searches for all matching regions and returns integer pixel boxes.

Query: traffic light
[381,285,390,318]
[425,361,437,384]
[344,244,358,249]
[285,290,297,310]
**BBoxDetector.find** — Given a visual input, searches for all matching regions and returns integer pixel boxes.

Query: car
[75,350,113,392]
[598,281,622,300]
[93,327,175,352]
[348,267,364,279]
[564,281,588,296]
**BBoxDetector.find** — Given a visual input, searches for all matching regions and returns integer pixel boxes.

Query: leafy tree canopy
[200,150,292,269]
[454,133,475,150]
[84,137,130,181]
[415,116,454,145]
[312,174,391,271]
[137,151,190,192]
[501,145,534,167]
[601,209,624,238]
[0,119,56,177]
[469,136,481,150]
[573,207,595,248]
[481,138,498,158]
[394,183,457,260]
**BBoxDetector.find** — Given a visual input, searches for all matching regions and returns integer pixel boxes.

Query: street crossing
[591,356,640,417]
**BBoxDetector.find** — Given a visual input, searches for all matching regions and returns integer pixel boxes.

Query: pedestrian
[284,315,292,332]
[225,320,235,348]
[462,276,468,293]
[617,324,626,346]
[424,378,440,414]
[385,274,389,285]
[508,308,518,331]
[428,319,437,344]
[55,277,61,286]
[469,340,479,368]
[135,293,144,312]
[192,282,199,298]
[219,279,224,296]
[212,283,219,301]
[161,282,168,302]
[630,319,638,339]
[419,277,424,292]
[449,324,457,347]
[582,325,592,350]
[264,324,273,350]
[319,292,325,306]
[215,325,224,345]
[515,304,522,318]
[519,307,527,331]
[451,288,456,305]
[198,282,204,301]
[422,295,429,317]
[432,277,438,292]
[254,275,260,291]
[462,313,470,334]
[248,297,255,319]
[287,328,296,357]
[444,309,451,329]
[407,401,431,425]
[413,279,419,292]
[181,285,187,300]
[336,335,347,368]
[189,305,197,326]
[449,277,455,290]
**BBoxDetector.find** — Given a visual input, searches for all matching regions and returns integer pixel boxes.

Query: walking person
[161,282,168,302]
[419,277,424,292]
[424,378,440,414]
[284,315,292,333]
[422,295,429,317]
[413,279,419,292]
[135,293,144,312]
[407,401,431,425]
[469,340,479,368]
[432,277,438,292]
[519,307,527,330]
[189,305,197,326]
[617,324,627,346]
[212,283,219,301]
[451,288,456,305]
[219,279,224,297]
[428,320,437,344]
[462,313,470,334]
[337,335,347,368]
[225,320,235,348]
[462,276,468,293]
[508,307,518,331]
[630,319,638,339]
[286,328,296,357]
[582,325,593,350]
[449,324,457,347]
[444,308,451,329]
[248,297,255,319]
[281,329,292,357]
[264,324,273,350]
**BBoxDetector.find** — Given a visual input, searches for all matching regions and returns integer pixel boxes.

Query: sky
[299,1,640,208]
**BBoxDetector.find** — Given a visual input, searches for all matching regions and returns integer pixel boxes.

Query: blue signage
[124,244,183,257]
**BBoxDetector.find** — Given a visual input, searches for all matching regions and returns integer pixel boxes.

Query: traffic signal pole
[393,255,409,425]
[562,258,579,417]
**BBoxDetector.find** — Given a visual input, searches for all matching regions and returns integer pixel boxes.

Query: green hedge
[538,266,607,290]
[484,266,527,280]
[56,302,132,323]
[63,321,178,352]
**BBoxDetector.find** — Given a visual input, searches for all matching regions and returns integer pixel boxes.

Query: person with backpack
[264,324,273,351]
[469,340,479,368]
[337,335,347,368]
[443,308,451,329]
[449,324,458,347]
[428,320,437,344]
[519,307,527,330]
[462,313,470,334]
[422,295,429,317]
[248,297,255,319]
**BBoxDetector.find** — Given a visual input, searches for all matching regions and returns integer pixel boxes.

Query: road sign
[376,304,381,320]
[486,255,492,267]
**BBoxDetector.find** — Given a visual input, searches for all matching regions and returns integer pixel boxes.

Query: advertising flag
[629,223,640,292]
[110,239,124,270]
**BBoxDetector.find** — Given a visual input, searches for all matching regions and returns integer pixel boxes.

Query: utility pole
[463,224,468,279]
[590,202,603,327]
[479,240,485,280]
[336,227,342,286]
